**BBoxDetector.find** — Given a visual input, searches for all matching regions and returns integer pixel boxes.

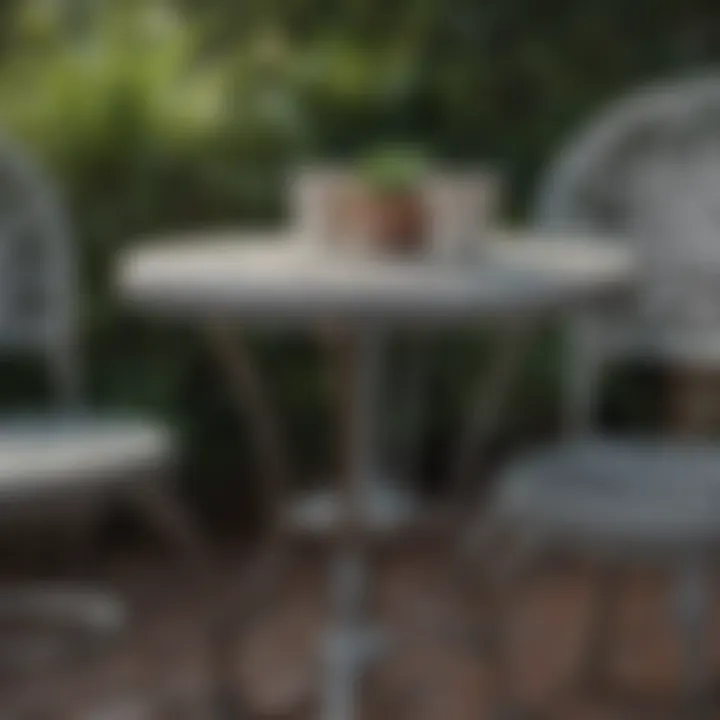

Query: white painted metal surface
[119,229,634,323]
[538,74,720,370]
[0,416,172,501]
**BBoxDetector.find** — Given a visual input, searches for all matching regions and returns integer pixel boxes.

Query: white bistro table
[118,228,634,720]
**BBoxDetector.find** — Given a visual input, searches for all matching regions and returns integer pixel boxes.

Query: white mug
[290,165,365,254]
[425,169,501,263]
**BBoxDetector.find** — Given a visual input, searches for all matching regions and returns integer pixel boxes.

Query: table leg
[394,333,434,488]
[451,319,537,513]
[204,323,293,526]
[322,327,385,720]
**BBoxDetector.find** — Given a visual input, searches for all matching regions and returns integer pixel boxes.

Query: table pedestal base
[322,626,387,720]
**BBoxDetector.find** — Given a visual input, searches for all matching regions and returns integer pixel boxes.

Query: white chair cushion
[0,414,173,502]
[491,439,720,552]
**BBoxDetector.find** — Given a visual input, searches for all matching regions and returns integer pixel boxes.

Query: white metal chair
[478,74,720,718]
[0,136,201,673]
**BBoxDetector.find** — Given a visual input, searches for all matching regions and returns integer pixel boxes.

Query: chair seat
[285,481,422,536]
[491,439,720,552]
[0,414,173,502]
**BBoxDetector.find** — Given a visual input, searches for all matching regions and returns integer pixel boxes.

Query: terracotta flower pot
[362,190,428,255]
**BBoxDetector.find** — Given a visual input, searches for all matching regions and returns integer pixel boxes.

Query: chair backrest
[0,136,80,407]
[535,73,720,433]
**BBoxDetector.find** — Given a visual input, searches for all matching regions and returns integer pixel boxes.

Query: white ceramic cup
[289,165,356,252]
[424,169,501,263]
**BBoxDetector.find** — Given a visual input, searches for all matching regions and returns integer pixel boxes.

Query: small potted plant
[355,145,429,255]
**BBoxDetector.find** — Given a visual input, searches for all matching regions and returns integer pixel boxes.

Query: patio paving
[1,533,720,718]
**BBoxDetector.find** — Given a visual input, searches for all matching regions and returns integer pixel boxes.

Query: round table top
[118,228,635,324]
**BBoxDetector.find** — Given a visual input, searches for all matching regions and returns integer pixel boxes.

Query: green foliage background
[0,0,713,524]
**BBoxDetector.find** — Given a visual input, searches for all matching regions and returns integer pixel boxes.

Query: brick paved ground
[1,534,720,719]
